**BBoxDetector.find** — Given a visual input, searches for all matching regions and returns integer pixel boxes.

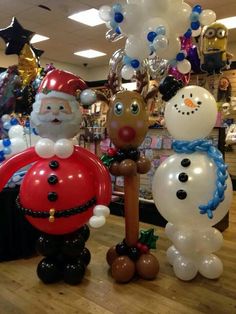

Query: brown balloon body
[111,256,135,283]
[107,91,149,150]
[137,156,151,174]
[119,159,137,176]
[136,254,159,280]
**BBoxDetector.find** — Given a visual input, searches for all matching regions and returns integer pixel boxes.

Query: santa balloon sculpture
[0,69,111,285]
[152,76,232,281]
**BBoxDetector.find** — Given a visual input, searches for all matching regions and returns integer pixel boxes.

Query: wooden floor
[0,193,235,314]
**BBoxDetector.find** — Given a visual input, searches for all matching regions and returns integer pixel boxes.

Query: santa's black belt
[16,195,96,222]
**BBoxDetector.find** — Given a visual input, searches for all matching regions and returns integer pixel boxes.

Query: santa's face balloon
[164,86,217,141]
[31,97,81,140]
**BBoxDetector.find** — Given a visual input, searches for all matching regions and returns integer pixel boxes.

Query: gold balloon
[18,43,38,86]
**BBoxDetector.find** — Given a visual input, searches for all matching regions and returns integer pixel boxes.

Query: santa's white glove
[89,205,110,228]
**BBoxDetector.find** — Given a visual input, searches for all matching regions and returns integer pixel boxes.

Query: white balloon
[174,229,196,254]
[8,125,24,138]
[164,86,217,140]
[153,35,169,50]
[192,27,202,37]
[152,153,232,228]
[93,205,110,217]
[121,65,135,80]
[125,35,150,60]
[99,5,112,22]
[80,89,97,106]
[35,138,54,158]
[1,114,11,123]
[157,35,180,60]
[10,138,27,155]
[199,10,216,26]
[54,139,74,159]
[166,2,192,35]
[165,222,177,241]
[89,215,106,228]
[198,228,223,253]
[177,59,191,74]
[120,4,142,35]
[173,256,198,281]
[198,254,223,279]
[166,245,180,265]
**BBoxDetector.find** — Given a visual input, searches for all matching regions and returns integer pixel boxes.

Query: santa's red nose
[118,126,136,142]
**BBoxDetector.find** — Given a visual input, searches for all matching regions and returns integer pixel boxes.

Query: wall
[0,50,88,80]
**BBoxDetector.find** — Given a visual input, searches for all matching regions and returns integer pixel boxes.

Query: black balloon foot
[36,224,91,285]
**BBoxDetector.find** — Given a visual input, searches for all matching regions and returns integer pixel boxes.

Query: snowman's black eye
[190,93,193,97]
[182,95,184,98]
[176,190,187,200]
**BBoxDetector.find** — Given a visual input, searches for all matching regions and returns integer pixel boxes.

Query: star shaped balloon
[0,17,35,55]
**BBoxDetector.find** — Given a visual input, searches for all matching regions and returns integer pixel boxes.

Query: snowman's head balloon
[160,77,217,140]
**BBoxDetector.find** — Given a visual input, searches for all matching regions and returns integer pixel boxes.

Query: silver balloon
[147,55,168,80]
[107,49,125,94]
[105,29,125,42]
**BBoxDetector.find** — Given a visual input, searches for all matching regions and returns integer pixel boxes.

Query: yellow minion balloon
[201,22,232,75]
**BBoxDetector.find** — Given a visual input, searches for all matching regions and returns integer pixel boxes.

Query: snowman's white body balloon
[152,85,233,280]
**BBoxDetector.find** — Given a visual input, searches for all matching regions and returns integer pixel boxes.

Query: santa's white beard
[30,110,82,141]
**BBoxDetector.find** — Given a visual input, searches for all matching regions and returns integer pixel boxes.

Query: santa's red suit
[0,70,111,235]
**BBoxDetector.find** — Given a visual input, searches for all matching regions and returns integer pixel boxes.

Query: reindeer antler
[105,72,122,96]
[135,70,149,95]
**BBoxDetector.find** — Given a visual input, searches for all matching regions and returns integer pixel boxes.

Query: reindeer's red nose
[118,126,136,142]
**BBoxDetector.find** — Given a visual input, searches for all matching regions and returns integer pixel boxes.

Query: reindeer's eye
[114,102,124,116]
[130,102,140,115]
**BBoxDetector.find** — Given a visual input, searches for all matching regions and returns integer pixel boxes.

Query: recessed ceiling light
[68,8,104,27]
[30,34,49,44]
[74,49,106,59]
[217,16,236,29]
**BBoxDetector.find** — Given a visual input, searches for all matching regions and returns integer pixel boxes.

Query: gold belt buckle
[49,208,55,223]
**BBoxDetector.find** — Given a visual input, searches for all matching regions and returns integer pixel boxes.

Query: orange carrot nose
[184,98,197,108]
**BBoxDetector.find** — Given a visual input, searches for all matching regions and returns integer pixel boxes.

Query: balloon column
[99,1,218,82]
[101,66,159,283]
[0,69,112,285]
[152,76,232,281]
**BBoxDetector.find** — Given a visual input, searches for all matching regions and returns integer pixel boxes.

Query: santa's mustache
[38,112,74,122]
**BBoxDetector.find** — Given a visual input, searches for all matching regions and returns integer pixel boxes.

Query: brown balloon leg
[136,253,159,280]
[106,246,119,266]
[111,256,136,283]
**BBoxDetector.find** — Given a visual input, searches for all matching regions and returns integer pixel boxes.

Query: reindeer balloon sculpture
[103,61,159,283]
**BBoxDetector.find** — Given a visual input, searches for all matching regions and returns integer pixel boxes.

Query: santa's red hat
[36,69,87,102]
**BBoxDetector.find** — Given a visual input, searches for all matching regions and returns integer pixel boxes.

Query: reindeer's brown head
[106,70,158,150]
[107,90,148,149]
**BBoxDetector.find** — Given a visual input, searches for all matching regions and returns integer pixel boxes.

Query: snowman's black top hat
[159,75,184,102]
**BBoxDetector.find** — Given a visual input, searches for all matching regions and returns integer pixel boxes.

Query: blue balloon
[3,146,11,155]
[3,138,11,147]
[176,52,185,62]
[184,29,192,38]
[190,12,200,22]
[123,55,132,65]
[192,5,202,14]
[147,31,157,43]
[114,12,124,23]
[10,117,19,125]
[112,3,123,13]
[115,27,121,34]
[191,21,200,30]
[3,121,11,130]
[130,59,140,69]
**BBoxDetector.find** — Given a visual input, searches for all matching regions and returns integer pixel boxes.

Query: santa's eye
[59,105,65,110]
[114,102,124,116]
[205,28,216,38]
[130,102,140,115]
[46,106,51,110]
[217,28,226,39]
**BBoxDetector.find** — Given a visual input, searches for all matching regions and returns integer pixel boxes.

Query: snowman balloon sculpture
[152,76,232,281]
[0,69,111,285]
